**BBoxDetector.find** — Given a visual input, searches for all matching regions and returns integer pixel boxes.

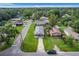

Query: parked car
[47,50,57,55]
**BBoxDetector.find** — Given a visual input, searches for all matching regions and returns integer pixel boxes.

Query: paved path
[36,38,47,55]
[54,45,60,52]
[37,38,45,53]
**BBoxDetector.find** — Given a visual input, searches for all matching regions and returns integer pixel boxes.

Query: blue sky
[0,3,79,8]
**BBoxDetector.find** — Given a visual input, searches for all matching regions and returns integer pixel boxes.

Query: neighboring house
[62,14,71,18]
[35,20,45,26]
[11,18,24,26]
[64,27,79,41]
[49,26,62,37]
[35,17,49,26]
[40,16,48,20]
[34,26,44,39]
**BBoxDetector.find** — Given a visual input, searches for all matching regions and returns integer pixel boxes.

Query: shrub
[66,36,74,47]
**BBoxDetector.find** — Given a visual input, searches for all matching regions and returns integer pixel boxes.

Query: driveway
[36,38,47,56]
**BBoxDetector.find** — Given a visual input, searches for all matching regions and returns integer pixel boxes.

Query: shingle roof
[34,26,44,36]
[64,27,79,40]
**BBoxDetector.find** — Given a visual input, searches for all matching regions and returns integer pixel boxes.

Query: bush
[66,36,74,47]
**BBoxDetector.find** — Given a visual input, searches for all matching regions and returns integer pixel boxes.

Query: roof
[72,32,79,40]
[64,27,79,40]
[15,20,23,24]
[35,20,45,25]
[52,26,61,33]
[62,14,71,18]
[49,26,61,36]
[34,26,44,36]
[35,20,49,26]
[40,16,48,20]
[11,18,22,21]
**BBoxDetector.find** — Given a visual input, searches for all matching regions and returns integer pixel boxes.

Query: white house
[34,26,44,39]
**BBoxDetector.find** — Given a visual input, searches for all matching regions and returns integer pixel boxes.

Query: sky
[0,3,79,8]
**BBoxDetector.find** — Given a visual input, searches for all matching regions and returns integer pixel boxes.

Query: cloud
[0,3,15,6]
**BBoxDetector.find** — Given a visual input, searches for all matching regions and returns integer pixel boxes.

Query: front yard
[21,23,38,52]
[43,33,79,52]
[43,23,79,52]
[43,36,54,51]
[16,25,24,33]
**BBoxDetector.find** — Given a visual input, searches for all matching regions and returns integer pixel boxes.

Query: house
[62,14,71,18]
[40,16,49,24]
[49,26,62,37]
[64,27,79,41]
[11,18,24,26]
[35,17,49,26]
[35,20,45,26]
[34,26,44,38]
[40,16,48,20]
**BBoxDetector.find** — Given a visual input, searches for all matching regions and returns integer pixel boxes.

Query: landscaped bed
[21,23,38,52]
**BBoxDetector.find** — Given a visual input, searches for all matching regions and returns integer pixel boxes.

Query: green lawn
[43,36,54,51]
[21,23,38,52]
[44,23,79,52]
[54,38,79,52]
[16,25,24,33]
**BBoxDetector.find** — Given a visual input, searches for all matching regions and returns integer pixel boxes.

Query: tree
[72,19,79,33]
[0,22,18,45]
[48,10,58,26]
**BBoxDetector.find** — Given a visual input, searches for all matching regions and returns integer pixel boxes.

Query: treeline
[0,8,18,25]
